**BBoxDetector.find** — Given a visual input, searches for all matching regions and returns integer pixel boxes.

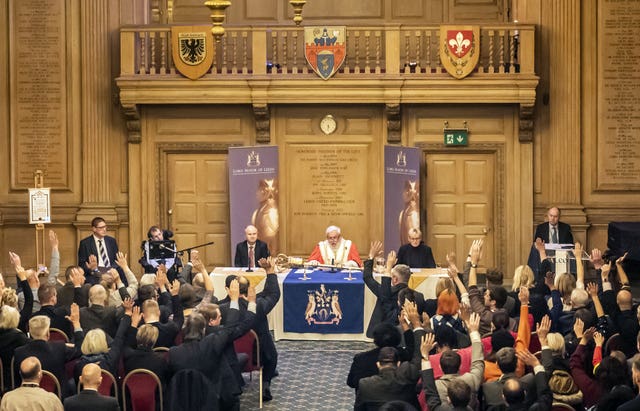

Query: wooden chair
[48,328,69,343]
[234,329,262,409]
[123,369,163,411]
[39,370,62,399]
[78,368,118,399]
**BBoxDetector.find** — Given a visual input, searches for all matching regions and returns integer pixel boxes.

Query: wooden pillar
[75,0,119,230]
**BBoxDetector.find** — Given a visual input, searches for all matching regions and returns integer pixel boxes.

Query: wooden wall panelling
[408,104,526,277]
[274,105,383,260]
[140,105,255,266]
[447,0,508,22]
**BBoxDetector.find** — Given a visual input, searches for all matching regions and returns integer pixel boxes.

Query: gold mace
[204,0,232,42]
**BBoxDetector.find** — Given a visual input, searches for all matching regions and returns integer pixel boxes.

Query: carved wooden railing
[120,24,534,77]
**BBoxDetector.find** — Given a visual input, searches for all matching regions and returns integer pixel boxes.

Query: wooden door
[425,153,495,269]
[166,153,230,267]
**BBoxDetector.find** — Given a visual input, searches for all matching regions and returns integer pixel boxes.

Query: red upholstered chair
[123,369,163,411]
[49,328,69,343]
[529,332,541,353]
[39,370,62,398]
[233,329,263,409]
[153,346,170,361]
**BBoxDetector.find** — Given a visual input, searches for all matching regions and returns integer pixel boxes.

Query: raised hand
[459,302,471,326]
[594,331,605,347]
[544,271,556,290]
[115,252,129,270]
[247,284,257,303]
[590,248,604,270]
[85,254,98,271]
[536,315,551,345]
[398,309,410,332]
[228,279,240,301]
[573,242,583,258]
[445,252,456,267]
[403,300,420,328]
[573,318,584,339]
[70,268,85,287]
[65,303,80,327]
[515,349,540,368]
[582,326,596,342]
[470,239,483,264]
[420,333,436,359]
[169,279,181,296]
[385,250,397,272]
[587,282,599,298]
[122,297,134,315]
[8,251,22,268]
[131,306,142,328]
[534,237,546,254]
[518,286,530,305]
[466,312,480,334]
[48,230,59,249]
[616,252,628,266]
[368,241,383,260]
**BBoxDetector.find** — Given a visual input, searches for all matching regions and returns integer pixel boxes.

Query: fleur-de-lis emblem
[448,32,471,57]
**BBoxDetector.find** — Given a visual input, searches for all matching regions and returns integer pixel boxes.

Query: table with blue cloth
[282,269,365,336]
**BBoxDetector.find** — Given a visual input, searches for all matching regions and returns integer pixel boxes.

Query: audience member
[396,228,436,268]
[0,356,63,411]
[63,363,120,411]
[77,217,123,285]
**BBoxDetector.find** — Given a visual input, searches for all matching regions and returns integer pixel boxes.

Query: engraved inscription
[597,0,640,187]
[11,0,68,188]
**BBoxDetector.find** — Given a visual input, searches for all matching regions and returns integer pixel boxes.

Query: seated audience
[0,356,63,411]
[64,363,120,411]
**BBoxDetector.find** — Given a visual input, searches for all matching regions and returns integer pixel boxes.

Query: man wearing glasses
[77,216,123,285]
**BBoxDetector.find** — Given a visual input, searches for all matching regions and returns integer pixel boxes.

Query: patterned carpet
[239,340,372,411]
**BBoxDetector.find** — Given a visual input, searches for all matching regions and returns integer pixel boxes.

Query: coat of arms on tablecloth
[304,284,343,325]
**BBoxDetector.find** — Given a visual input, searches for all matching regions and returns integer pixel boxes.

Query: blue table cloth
[283,269,364,334]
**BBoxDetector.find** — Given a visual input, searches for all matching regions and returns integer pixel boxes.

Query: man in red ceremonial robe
[308,225,362,268]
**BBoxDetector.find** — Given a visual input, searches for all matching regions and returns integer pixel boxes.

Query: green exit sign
[444,130,468,146]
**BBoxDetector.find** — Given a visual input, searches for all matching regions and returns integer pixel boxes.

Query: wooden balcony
[117,24,537,108]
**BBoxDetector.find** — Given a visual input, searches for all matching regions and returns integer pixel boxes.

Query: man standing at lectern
[533,206,574,245]
[234,225,270,269]
[78,217,123,285]
[308,225,362,268]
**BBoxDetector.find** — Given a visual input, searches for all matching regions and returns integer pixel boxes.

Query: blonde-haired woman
[72,298,134,384]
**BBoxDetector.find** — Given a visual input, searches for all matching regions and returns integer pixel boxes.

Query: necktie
[98,240,110,267]
[249,245,255,268]
[551,226,558,244]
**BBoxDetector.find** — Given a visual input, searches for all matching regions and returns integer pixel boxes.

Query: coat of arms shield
[171,26,214,80]
[305,26,346,80]
[439,26,480,79]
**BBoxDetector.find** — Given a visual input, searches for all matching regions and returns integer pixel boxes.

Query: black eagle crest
[180,38,205,64]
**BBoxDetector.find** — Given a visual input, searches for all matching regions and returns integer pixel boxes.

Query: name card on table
[283,270,364,334]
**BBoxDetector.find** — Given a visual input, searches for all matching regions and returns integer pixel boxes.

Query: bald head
[617,289,633,310]
[80,363,103,389]
[244,225,258,244]
[503,378,525,405]
[89,284,107,306]
[20,356,42,383]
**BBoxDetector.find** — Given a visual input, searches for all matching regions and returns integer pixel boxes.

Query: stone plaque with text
[597,0,640,189]
[10,0,69,188]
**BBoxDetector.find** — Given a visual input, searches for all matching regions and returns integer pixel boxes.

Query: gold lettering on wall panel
[10,0,68,188]
[597,0,640,189]
[287,144,368,255]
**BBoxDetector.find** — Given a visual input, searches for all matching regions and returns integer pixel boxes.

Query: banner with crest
[171,26,214,80]
[384,146,421,255]
[228,146,280,262]
[439,25,480,79]
[305,26,346,80]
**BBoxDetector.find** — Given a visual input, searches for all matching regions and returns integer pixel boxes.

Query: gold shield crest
[171,26,214,80]
[439,26,480,79]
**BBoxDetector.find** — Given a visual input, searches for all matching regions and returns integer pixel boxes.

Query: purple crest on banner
[384,146,421,255]
[228,146,279,263]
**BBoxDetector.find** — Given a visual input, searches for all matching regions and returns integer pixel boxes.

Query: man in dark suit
[619,356,640,411]
[364,241,426,339]
[234,225,270,269]
[219,256,280,402]
[14,305,84,396]
[533,206,573,245]
[168,279,256,411]
[354,301,426,411]
[64,363,120,411]
[77,216,123,285]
